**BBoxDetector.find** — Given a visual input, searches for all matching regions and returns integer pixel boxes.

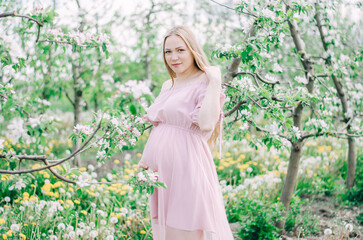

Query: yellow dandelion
[19,233,26,240]
[114,159,120,164]
[80,210,87,215]
[140,230,146,234]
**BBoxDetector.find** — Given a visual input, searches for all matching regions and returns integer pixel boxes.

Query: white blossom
[137,172,147,181]
[294,76,308,84]
[273,63,283,72]
[73,124,93,135]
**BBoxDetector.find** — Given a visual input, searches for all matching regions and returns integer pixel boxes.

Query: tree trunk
[315,3,356,188]
[277,2,316,230]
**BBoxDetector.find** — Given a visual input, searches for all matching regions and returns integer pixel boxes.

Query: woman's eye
[165,51,171,54]
[178,49,184,52]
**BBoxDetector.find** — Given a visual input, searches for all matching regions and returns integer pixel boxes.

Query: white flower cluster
[272,63,283,72]
[294,76,308,84]
[5,118,34,144]
[116,80,152,99]
[137,169,159,182]
[305,118,329,131]
[292,126,302,139]
[231,76,256,93]
[73,124,93,135]
[260,8,276,21]
[47,29,110,46]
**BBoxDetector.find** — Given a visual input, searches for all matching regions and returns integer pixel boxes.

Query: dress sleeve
[190,88,226,126]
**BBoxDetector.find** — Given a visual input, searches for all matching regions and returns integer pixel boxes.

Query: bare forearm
[198,81,221,131]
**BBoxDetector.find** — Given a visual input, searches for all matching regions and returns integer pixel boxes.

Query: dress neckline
[162,74,208,93]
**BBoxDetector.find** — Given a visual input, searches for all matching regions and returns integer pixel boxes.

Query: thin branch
[0,154,47,160]
[247,120,291,141]
[247,96,267,110]
[43,159,76,184]
[225,99,247,117]
[209,0,258,18]
[0,116,104,174]
[234,72,280,85]
[64,91,75,107]
[301,130,363,140]
[255,73,280,85]
[0,11,43,42]
[339,115,355,131]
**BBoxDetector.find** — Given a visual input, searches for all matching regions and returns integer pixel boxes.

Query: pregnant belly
[141,124,208,171]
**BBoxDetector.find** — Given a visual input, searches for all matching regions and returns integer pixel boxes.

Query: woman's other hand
[137,161,149,173]
[204,66,222,85]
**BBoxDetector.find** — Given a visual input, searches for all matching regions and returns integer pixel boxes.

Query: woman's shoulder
[161,79,173,92]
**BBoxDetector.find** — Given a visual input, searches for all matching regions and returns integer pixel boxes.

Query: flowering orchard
[1,0,363,239]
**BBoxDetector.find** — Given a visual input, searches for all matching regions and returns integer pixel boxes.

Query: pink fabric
[141,78,234,240]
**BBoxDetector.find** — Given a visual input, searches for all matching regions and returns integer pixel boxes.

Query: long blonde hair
[162,25,222,151]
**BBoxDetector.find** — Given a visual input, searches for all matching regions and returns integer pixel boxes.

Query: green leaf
[129,105,137,115]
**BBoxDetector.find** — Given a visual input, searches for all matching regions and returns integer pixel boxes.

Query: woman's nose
[171,52,179,60]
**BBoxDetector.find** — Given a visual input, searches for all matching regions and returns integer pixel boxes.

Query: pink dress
[141,76,234,240]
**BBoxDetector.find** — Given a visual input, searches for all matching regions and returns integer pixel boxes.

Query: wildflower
[140,230,146,234]
[0,219,5,224]
[4,197,10,202]
[110,216,118,224]
[345,223,353,232]
[120,208,128,216]
[89,230,98,238]
[80,210,87,215]
[49,235,57,240]
[9,179,26,191]
[76,172,91,187]
[324,228,332,235]
[19,233,26,240]
[10,224,20,232]
[57,223,65,231]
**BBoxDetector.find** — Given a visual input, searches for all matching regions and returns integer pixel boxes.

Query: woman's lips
[171,63,181,67]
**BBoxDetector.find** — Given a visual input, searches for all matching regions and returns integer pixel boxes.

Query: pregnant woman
[137,25,234,240]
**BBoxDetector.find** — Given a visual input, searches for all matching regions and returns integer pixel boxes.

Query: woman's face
[164,35,195,76]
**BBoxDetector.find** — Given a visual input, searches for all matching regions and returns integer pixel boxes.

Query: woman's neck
[175,67,202,84]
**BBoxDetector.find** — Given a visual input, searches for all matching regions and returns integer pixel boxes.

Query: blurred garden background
[0,0,362,239]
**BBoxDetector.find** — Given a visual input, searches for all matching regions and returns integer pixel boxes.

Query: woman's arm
[197,66,222,132]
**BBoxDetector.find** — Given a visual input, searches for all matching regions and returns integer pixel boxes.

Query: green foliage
[284,196,320,237]
[342,152,363,205]
[236,198,283,240]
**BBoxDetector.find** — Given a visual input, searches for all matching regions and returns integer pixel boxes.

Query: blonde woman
[137,26,234,240]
